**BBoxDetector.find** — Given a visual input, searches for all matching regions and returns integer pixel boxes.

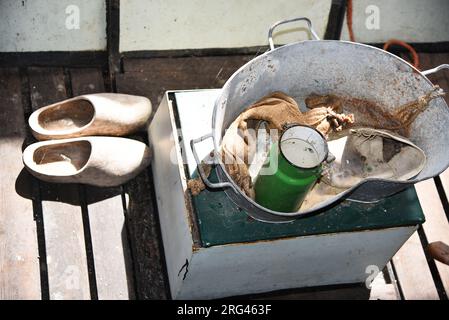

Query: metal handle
[422,64,449,76]
[268,17,320,51]
[190,133,235,190]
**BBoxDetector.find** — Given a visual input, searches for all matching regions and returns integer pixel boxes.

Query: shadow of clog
[15,167,122,205]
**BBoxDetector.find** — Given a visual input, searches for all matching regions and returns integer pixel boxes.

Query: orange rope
[383,39,420,69]
[345,0,419,69]
[346,0,355,42]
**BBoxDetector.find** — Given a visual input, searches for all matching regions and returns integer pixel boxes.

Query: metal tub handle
[190,133,235,190]
[268,17,320,51]
[422,64,449,76]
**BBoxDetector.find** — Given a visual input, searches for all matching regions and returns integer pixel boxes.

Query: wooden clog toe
[23,137,151,187]
[29,93,152,140]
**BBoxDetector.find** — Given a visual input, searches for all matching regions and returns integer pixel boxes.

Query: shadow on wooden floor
[15,168,123,205]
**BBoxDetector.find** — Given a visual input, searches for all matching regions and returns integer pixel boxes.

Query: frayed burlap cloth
[188,92,354,197]
[187,87,445,209]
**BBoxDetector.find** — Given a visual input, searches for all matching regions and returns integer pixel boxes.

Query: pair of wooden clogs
[23,93,152,187]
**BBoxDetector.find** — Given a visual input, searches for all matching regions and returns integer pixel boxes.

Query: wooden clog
[23,137,151,187]
[28,93,152,140]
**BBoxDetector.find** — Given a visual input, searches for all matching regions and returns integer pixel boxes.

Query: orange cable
[346,0,419,69]
[346,0,355,42]
[383,39,420,69]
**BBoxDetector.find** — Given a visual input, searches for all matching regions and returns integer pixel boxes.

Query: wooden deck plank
[369,267,401,300]
[117,55,252,112]
[70,68,135,299]
[392,229,439,300]
[122,151,169,299]
[69,68,105,96]
[415,179,449,296]
[116,63,170,298]
[0,68,41,299]
[28,67,90,300]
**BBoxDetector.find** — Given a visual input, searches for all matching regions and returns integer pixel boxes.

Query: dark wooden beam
[324,0,347,40]
[367,42,449,53]
[121,46,269,59]
[122,42,449,58]
[106,0,121,92]
[0,51,107,68]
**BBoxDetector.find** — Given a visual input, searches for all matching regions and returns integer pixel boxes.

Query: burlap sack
[220,92,354,198]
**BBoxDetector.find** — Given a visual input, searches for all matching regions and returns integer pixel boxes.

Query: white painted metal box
[148,90,424,299]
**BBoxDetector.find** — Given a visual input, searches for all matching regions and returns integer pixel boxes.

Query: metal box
[148,90,424,299]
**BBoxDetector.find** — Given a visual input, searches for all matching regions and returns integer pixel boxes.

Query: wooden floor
[0,52,449,300]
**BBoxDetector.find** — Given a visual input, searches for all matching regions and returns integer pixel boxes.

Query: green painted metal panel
[191,168,425,247]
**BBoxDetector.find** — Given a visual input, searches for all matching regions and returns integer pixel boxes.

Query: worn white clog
[28,93,152,140]
[23,137,151,187]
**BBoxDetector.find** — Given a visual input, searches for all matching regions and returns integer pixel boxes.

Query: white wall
[340,0,449,43]
[119,0,332,51]
[0,0,106,52]
[2,0,448,53]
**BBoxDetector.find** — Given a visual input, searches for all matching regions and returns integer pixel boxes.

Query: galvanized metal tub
[191,17,449,223]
